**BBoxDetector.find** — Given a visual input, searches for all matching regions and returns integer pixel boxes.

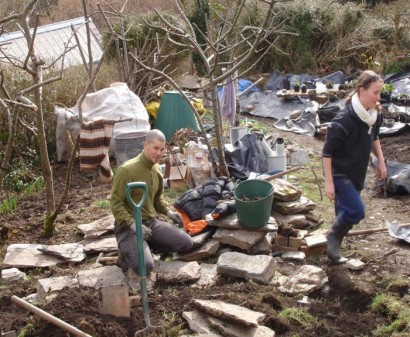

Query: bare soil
[1,117,410,337]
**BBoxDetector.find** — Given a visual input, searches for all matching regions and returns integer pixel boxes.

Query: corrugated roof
[0,17,103,68]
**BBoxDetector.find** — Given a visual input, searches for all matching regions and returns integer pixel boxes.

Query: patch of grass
[382,276,409,292]
[163,311,182,337]
[24,176,44,196]
[0,195,17,214]
[371,293,410,336]
[17,318,35,337]
[279,307,317,328]
[95,199,110,209]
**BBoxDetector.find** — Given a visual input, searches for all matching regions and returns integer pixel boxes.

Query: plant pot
[301,86,307,94]
[294,85,300,92]
[282,78,290,90]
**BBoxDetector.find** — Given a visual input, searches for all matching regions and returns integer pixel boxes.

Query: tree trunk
[32,63,55,214]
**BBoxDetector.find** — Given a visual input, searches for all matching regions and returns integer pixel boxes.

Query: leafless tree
[125,0,284,176]
[0,0,116,235]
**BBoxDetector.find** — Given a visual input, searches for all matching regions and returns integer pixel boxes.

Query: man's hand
[167,210,183,227]
[130,221,153,241]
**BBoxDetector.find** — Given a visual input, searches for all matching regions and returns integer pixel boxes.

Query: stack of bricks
[273,229,327,257]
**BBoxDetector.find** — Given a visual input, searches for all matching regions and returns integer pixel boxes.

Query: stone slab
[37,276,78,304]
[270,178,301,202]
[281,251,306,262]
[174,240,220,262]
[83,236,118,253]
[1,268,27,282]
[77,214,115,239]
[346,259,365,270]
[192,230,215,248]
[304,234,327,247]
[37,243,86,262]
[77,265,127,289]
[182,310,219,335]
[249,232,274,255]
[277,264,327,294]
[207,315,275,337]
[271,211,308,229]
[191,263,219,289]
[208,214,277,232]
[273,196,316,215]
[192,299,265,328]
[157,261,201,283]
[213,229,266,250]
[3,244,62,268]
[217,252,276,284]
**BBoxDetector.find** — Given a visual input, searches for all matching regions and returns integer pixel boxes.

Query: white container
[229,126,248,145]
[275,137,285,156]
[266,154,286,173]
[261,138,275,156]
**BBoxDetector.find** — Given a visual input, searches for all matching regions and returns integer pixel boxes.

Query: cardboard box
[169,165,190,191]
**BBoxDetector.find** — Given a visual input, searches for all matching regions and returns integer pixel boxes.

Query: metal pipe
[11,295,92,337]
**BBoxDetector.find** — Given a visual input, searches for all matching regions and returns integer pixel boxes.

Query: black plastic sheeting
[273,101,319,136]
[379,122,410,138]
[239,90,309,119]
[239,70,350,122]
[221,133,268,180]
[372,158,410,195]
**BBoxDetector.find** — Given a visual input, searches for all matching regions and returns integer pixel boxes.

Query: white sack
[55,82,150,162]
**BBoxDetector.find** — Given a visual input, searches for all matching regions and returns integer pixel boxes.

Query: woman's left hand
[377,159,387,180]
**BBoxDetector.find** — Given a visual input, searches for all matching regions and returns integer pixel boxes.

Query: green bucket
[234,179,274,228]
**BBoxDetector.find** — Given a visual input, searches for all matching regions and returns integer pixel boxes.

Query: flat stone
[346,259,365,270]
[1,268,27,282]
[37,276,78,304]
[273,196,316,215]
[191,263,219,289]
[213,229,266,251]
[174,240,220,262]
[37,243,86,262]
[277,264,327,294]
[83,236,118,253]
[3,244,62,268]
[192,230,215,248]
[249,232,274,255]
[77,265,127,289]
[281,251,306,262]
[192,299,265,328]
[77,215,115,239]
[182,311,219,335]
[271,211,308,229]
[207,315,276,337]
[157,261,201,283]
[305,234,327,247]
[208,214,277,232]
[217,252,276,284]
[270,178,301,202]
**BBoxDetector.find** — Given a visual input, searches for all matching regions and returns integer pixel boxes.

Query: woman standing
[322,70,387,264]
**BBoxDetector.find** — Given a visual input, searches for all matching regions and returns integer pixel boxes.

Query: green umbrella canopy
[154,91,200,141]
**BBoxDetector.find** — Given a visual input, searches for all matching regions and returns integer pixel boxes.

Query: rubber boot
[326,220,349,264]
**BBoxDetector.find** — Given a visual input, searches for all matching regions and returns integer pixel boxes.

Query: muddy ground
[1,115,410,337]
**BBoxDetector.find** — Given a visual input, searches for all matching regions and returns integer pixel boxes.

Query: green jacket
[111,152,170,226]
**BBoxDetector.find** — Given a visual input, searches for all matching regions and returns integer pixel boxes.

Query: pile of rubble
[2,177,331,336]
